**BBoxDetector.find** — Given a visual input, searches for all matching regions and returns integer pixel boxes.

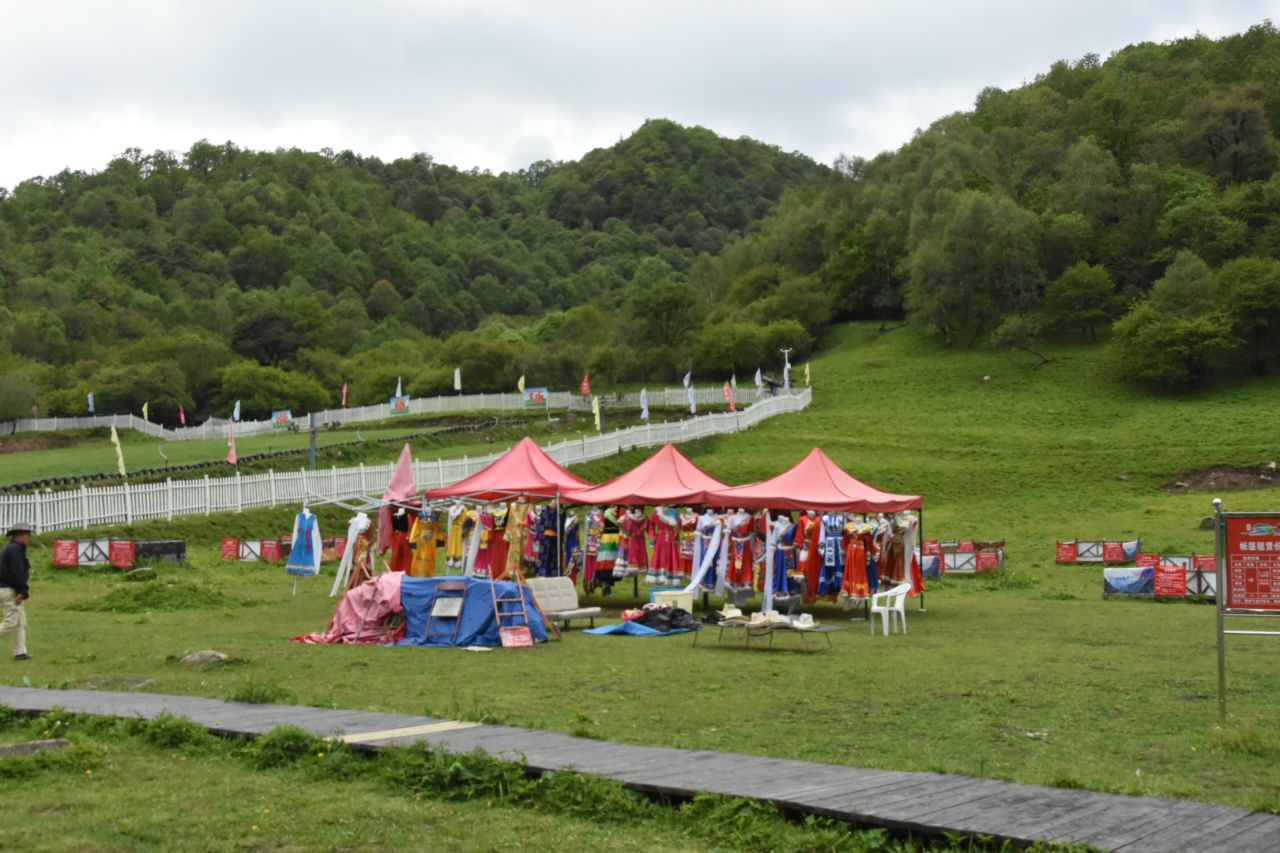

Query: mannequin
[817,512,846,597]
[582,506,603,592]
[408,507,439,578]
[726,508,755,589]
[622,507,649,578]
[648,505,681,585]
[285,507,322,578]
[677,506,699,579]
[798,510,822,603]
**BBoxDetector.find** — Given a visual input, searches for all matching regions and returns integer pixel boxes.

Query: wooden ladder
[489,576,561,646]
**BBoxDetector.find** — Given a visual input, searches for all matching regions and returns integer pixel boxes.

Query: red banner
[922,540,941,556]
[1055,542,1077,563]
[723,381,736,413]
[1136,553,1160,568]
[579,372,591,396]
[52,540,79,567]
[109,540,136,570]
[1154,563,1187,597]
[1102,542,1126,563]
[959,540,976,553]
[260,540,282,562]
[220,538,239,561]
[334,538,347,560]
[975,552,1000,572]
[1193,555,1215,573]
[1224,516,1280,611]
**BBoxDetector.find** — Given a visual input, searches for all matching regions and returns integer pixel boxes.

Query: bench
[525,577,602,630]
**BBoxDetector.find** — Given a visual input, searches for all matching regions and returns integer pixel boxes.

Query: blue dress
[817,514,845,595]
[286,512,320,577]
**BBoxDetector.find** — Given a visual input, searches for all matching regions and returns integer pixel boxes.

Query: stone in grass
[0,738,70,758]
[1199,516,1215,530]
[180,650,229,667]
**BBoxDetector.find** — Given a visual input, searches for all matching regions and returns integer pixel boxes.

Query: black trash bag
[635,606,699,633]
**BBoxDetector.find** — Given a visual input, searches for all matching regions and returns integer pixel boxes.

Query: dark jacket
[0,540,30,599]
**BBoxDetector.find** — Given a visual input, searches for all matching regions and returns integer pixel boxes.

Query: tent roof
[563,444,729,506]
[425,437,592,501]
[707,447,922,513]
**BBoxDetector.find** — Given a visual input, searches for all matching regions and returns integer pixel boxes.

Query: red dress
[677,510,698,578]
[726,514,755,588]
[648,508,681,585]
[797,514,822,603]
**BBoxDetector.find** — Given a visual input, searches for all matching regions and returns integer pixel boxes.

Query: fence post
[166,478,174,521]
[437,458,444,486]
[269,470,277,507]
[80,484,89,530]
[331,465,338,497]
[123,481,133,525]
[235,472,242,513]
[204,475,211,515]
[463,454,468,474]
[300,468,308,503]
[33,490,44,535]
[359,463,367,494]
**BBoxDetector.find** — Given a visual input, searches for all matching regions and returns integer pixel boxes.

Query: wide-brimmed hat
[6,522,34,536]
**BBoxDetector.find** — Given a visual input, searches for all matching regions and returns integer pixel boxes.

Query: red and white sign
[260,540,282,562]
[975,551,1000,572]
[1224,516,1280,611]
[1136,553,1160,569]
[1102,542,1126,563]
[1055,542,1077,563]
[922,540,941,556]
[499,626,534,648]
[1154,564,1187,597]
[52,540,79,567]
[220,538,239,561]
[109,540,136,569]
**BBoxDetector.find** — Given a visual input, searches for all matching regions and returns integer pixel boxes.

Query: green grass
[3,323,1280,818]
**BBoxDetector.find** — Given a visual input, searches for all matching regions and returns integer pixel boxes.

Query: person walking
[0,522,33,660]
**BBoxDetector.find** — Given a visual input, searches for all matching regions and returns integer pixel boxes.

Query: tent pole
[918,505,925,612]
[556,490,563,578]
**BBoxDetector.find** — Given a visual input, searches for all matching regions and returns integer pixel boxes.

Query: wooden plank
[1179,811,1280,853]
[340,720,480,744]
[1113,802,1263,852]
[1046,798,1188,850]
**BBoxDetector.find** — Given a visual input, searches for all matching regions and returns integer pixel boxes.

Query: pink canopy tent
[708,447,922,513]
[563,443,728,506]
[425,436,593,501]
[378,443,417,555]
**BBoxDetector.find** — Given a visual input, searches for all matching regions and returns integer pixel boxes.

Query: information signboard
[1154,564,1187,597]
[523,387,548,408]
[271,409,293,430]
[388,395,410,416]
[1223,515,1280,612]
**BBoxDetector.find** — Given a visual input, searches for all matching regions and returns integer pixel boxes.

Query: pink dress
[621,511,649,577]
[647,508,681,585]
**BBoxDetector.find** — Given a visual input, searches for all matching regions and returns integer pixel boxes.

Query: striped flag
[110,425,126,476]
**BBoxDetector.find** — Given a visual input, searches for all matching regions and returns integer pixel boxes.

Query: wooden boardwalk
[0,686,1275,851]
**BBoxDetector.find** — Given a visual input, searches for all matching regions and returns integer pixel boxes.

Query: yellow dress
[504,500,530,578]
[445,506,467,567]
[408,513,438,578]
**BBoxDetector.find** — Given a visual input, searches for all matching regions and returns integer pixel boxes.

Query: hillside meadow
[2,324,1279,820]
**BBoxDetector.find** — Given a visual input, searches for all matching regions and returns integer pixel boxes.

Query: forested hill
[708,22,1280,389]
[0,120,829,421]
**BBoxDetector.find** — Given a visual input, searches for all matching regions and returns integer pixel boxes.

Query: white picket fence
[0,388,811,534]
[2,384,769,441]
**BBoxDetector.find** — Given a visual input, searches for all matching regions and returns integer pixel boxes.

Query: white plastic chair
[869,582,912,636]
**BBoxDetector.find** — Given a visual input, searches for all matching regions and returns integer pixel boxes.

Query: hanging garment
[582,508,603,591]
[817,513,846,597]
[408,510,439,578]
[331,513,372,596]
[503,500,530,579]
[842,528,870,598]
[726,511,755,589]
[595,507,621,590]
[522,506,541,570]
[388,509,414,574]
[285,511,322,577]
[770,517,797,595]
[901,513,924,596]
[488,505,510,579]
[797,512,823,604]
[345,527,376,594]
[445,504,467,568]
[648,506,681,585]
[563,514,582,584]
[678,509,698,578]
[622,509,649,578]
[472,508,496,577]
[535,505,559,577]
[694,511,722,592]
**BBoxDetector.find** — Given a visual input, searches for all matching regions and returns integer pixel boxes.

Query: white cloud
[0,0,1273,188]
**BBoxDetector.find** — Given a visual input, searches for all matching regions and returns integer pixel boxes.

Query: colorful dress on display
[345,527,376,593]
[388,510,414,574]
[408,510,439,578]
[523,506,541,571]
[285,511,322,577]
[503,500,530,579]
[595,508,621,589]
[769,517,798,595]
[678,509,698,578]
[797,512,822,603]
[621,509,649,578]
[472,508,496,577]
[445,505,466,569]
[817,513,846,597]
[535,505,559,577]
[582,508,603,591]
[726,511,755,589]
[841,523,873,598]
[901,513,924,596]
[563,514,581,583]
[648,506,681,585]
[488,505,510,579]
[694,511,721,591]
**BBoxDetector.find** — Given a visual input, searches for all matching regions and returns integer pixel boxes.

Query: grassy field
[2,323,1279,828]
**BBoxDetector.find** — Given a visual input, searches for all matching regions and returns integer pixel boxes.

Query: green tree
[1043,262,1118,341]
[231,305,308,366]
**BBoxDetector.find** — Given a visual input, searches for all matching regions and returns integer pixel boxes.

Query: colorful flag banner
[805,362,811,387]
[110,425,126,476]
[87,392,94,414]
[141,401,149,422]
[639,387,649,422]
[453,368,462,391]
[178,405,186,426]
[591,395,601,432]
[682,370,691,389]
[395,376,403,398]
[227,420,237,465]
[517,375,525,394]
[580,372,591,396]
[687,381,696,415]
[754,367,763,395]
[232,400,241,422]
[723,382,736,413]
[341,383,348,407]
[730,373,737,391]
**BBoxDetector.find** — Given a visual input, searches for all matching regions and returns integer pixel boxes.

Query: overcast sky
[1,1,1274,190]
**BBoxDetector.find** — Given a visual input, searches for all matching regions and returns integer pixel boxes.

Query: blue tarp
[393,576,548,647]
[583,621,697,637]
